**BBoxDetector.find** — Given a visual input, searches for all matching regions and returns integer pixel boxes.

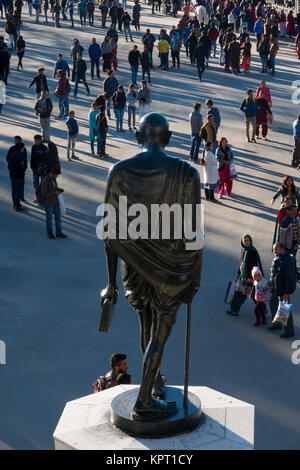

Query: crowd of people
[1,0,299,342]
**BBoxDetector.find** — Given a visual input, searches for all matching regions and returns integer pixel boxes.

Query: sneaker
[15,205,26,212]
[280,332,295,339]
[247,138,251,143]
[56,233,67,238]
[251,138,256,143]
[48,234,55,239]
[268,323,282,330]
[226,310,238,316]
[262,137,267,141]
[217,194,223,199]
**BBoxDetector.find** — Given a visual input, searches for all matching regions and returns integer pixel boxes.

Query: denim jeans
[209,40,217,58]
[128,106,136,127]
[97,130,107,156]
[160,52,168,69]
[80,12,86,25]
[142,68,151,83]
[10,178,23,209]
[124,25,132,41]
[260,54,268,71]
[74,74,90,96]
[67,135,77,157]
[91,59,100,78]
[33,171,43,190]
[190,134,201,162]
[59,94,69,117]
[114,108,124,131]
[131,65,138,84]
[45,205,62,236]
[55,12,60,27]
[269,54,275,72]
[69,10,74,26]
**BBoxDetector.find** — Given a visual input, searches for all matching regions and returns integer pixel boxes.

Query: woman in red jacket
[287,11,296,38]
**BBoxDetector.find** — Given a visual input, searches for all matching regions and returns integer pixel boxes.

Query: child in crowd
[249,266,270,327]
[65,110,79,161]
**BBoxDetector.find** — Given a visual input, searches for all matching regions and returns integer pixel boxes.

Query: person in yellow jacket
[157,38,170,70]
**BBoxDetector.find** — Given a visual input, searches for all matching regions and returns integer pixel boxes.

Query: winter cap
[251,266,262,278]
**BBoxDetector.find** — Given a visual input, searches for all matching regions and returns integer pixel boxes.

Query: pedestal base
[111,387,201,437]
[53,385,255,450]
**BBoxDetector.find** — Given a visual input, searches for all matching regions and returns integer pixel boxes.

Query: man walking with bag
[268,242,296,339]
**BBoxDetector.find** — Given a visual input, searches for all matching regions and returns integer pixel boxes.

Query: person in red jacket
[255,90,272,140]
[208,24,219,58]
[54,69,70,118]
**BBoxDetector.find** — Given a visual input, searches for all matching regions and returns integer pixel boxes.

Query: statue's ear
[164,131,172,148]
[135,130,143,145]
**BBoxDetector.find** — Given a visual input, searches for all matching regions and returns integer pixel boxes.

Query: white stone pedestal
[53,385,255,450]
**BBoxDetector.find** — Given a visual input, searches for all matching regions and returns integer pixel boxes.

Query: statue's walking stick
[183,303,192,408]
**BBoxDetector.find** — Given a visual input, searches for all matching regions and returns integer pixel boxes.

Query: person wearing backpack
[92,353,128,392]
[240,89,257,143]
[54,69,70,118]
[41,168,67,239]
[170,35,181,68]
[35,91,53,143]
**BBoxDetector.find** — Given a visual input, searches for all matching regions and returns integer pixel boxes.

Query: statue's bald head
[136,113,171,148]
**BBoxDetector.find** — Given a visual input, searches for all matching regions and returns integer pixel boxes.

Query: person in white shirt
[200,141,219,202]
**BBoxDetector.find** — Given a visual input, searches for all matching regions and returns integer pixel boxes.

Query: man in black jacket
[70,39,84,81]
[128,45,140,85]
[73,53,90,97]
[199,32,211,67]
[6,136,27,202]
[109,2,118,29]
[30,134,48,198]
[27,67,49,99]
[194,40,206,81]
[269,242,296,338]
[7,142,27,211]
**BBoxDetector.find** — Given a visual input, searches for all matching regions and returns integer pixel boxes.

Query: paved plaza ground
[0,4,300,450]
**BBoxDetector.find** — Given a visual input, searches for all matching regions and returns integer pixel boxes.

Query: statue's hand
[100,284,118,306]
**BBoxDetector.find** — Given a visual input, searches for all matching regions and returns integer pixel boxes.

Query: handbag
[273,301,292,327]
[58,193,66,214]
[224,280,237,304]
[230,162,238,179]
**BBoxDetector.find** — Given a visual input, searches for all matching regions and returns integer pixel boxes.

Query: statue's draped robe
[104,151,202,307]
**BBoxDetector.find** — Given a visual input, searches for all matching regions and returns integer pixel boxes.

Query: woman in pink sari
[256,80,272,108]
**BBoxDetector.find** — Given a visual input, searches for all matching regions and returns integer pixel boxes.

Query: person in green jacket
[227,234,263,316]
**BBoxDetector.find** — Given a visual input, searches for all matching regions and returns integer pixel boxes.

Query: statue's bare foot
[132,397,178,421]
[152,372,166,398]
